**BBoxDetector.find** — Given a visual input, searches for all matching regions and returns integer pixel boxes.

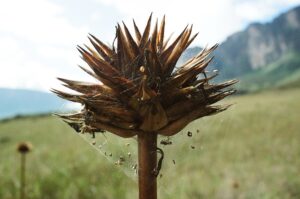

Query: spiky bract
[52,15,237,138]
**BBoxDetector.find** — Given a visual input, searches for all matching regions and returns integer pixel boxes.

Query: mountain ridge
[215,5,300,78]
[179,5,300,90]
[0,88,69,119]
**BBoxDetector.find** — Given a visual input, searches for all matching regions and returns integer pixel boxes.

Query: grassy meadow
[0,88,300,199]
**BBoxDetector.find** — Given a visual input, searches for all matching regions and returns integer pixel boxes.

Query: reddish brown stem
[20,154,26,199]
[138,133,157,199]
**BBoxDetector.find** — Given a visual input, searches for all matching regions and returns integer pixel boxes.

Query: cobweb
[76,127,205,197]
[55,91,235,197]
[79,132,139,181]
[75,117,221,181]
[54,67,236,197]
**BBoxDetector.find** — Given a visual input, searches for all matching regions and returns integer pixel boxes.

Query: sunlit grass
[0,88,300,199]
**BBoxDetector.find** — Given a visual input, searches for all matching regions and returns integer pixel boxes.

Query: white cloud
[235,0,300,22]
[0,0,90,91]
[96,0,300,45]
[0,0,299,91]
[0,36,58,90]
[0,0,87,45]
[96,0,241,45]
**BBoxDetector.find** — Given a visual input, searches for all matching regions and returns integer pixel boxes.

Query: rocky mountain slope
[179,5,300,90]
[215,5,300,78]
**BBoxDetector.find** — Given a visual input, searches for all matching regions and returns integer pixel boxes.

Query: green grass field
[0,88,300,199]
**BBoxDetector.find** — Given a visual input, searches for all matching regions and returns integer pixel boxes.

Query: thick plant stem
[20,154,26,199]
[138,133,157,199]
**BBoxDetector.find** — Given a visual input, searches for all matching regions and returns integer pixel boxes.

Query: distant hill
[0,88,72,119]
[179,5,300,91]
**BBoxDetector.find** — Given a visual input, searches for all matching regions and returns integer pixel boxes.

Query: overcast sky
[0,0,299,91]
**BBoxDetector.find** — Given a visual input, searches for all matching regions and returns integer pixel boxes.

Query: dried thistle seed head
[17,142,32,154]
[53,14,237,137]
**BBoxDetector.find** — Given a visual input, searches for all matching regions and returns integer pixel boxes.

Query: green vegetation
[238,52,300,92]
[1,89,300,199]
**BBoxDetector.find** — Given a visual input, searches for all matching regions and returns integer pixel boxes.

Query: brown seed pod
[17,142,32,154]
[53,15,237,138]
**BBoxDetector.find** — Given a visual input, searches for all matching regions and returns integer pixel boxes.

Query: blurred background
[0,0,300,198]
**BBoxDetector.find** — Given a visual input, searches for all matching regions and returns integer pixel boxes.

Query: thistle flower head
[17,142,32,154]
[53,15,237,137]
